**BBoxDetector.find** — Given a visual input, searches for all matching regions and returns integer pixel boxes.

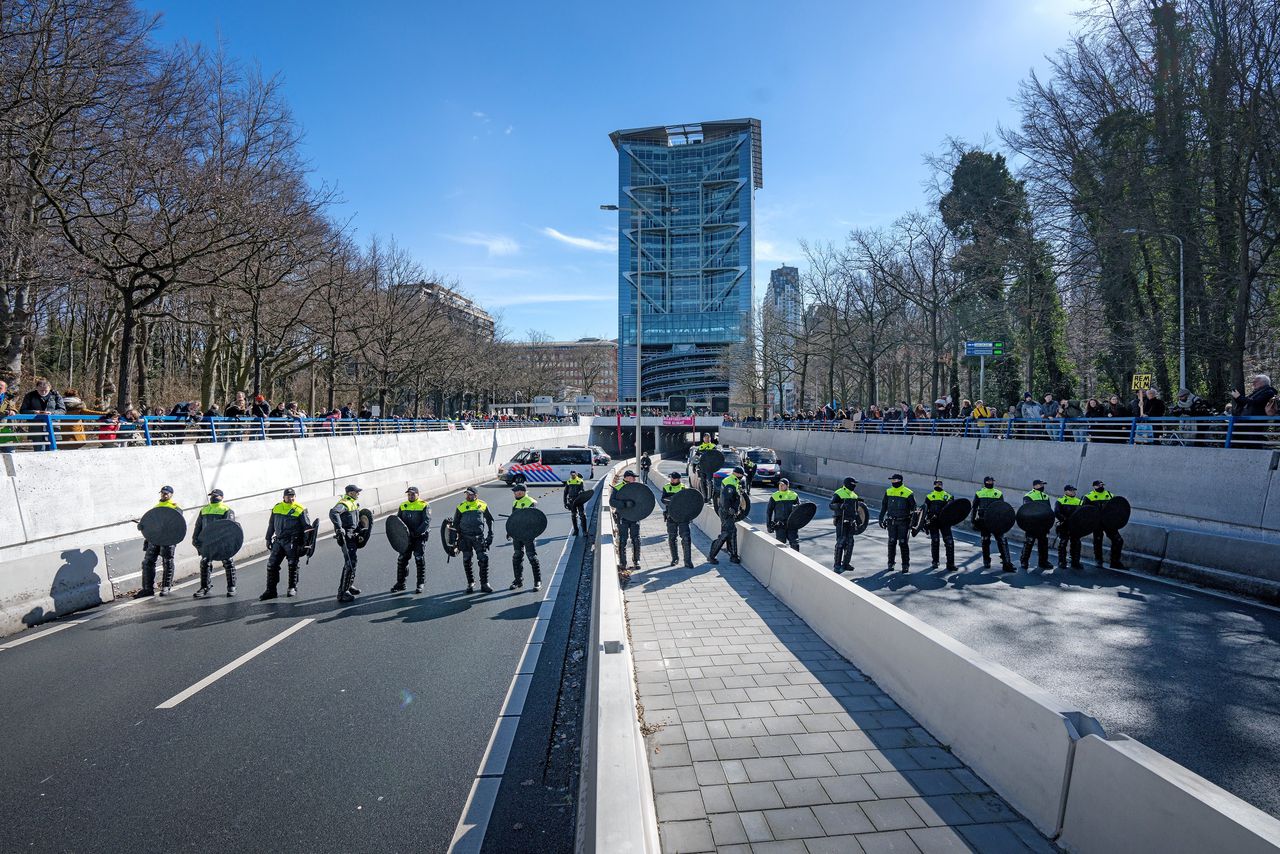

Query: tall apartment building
[608,118,762,401]
[766,264,802,412]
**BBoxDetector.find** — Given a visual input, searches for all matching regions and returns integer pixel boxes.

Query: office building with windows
[766,264,802,412]
[608,118,763,401]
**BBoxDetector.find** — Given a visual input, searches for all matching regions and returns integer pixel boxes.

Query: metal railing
[727,415,1280,449]
[0,414,579,452]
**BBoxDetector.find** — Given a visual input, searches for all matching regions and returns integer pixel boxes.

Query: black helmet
[732,466,745,476]
[889,473,903,483]
[983,475,995,485]
[843,477,857,490]
[208,488,224,500]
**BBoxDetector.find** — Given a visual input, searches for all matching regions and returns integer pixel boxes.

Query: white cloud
[542,227,616,252]
[504,125,514,135]
[487,292,614,307]
[755,238,795,264]
[444,232,520,256]
[472,110,488,120]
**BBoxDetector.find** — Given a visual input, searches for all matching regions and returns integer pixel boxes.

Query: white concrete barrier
[0,423,588,637]
[1059,734,1280,854]
[578,463,660,854]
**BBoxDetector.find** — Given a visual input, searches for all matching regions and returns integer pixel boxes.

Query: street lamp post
[1122,227,1186,392]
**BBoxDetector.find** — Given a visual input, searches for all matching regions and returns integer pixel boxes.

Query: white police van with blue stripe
[498,447,594,486]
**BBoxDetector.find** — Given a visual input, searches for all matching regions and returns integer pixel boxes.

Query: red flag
[616,409,622,456]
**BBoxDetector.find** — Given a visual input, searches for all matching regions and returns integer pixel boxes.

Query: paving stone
[725,718,770,738]
[826,751,881,776]
[722,760,750,784]
[714,737,760,760]
[762,806,825,840]
[742,756,794,782]
[906,826,973,854]
[905,796,973,828]
[753,841,810,854]
[651,765,699,793]
[863,798,927,832]
[775,777,833,808]
[729,782,785,811]
[762,715,808,735]
[657,818,715,853]
[693,760,727,786]
[956,821,1034,853]
[783,753,837,779]
[688,740,717,762]
[753,735,801,757]
[856,829,924,853]
[651,742,693,768]
[863,771,919,799]
[805,835,868,854]
[820,775,879,804]
[656,789,707,822]
[708,812,748,846]
[812,802,876,836]
[701,784,736,814]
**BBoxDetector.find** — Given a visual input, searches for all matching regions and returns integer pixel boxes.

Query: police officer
[741,454,757,496]
[661,471,694,568]
[1055,485,1084,569]
[1020,479,1054,570]
[508,483,541,591]
[880,474,916,573]
[830,477,861,573]
[718,466,746,515]
[1084,480,1126,569]
[454,486,495,593]
[639,451,652,479]
[697,436,717,453]
[262,487,310,600]
[138,485,180,597]
[331,484,364,603]
[923,479,957,572]
[193,488,236,598]
[767,477,801,550]
[971,476,1014,572]
[608,470,642,571]
[391,486,430,594]
[708,469,744,564]
[564,470,588,535]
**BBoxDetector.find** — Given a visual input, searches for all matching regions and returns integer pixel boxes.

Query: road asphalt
[0,477,597,853]
[662,458,1280,819]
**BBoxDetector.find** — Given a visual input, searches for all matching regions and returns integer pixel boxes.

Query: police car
[498,447,595,485]
[743,447,782,487]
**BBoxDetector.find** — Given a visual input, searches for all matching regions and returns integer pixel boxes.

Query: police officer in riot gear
[1055,485,1084,569]
[1084,480,1126,568]
[262,487,310,600]
[923,479,957,572]
[564,470,588,535]
[741,455,757,496]
[331,484,364,603]
[972,476,1014,572]
[661,471,694,568]
[767,478,801,550]
[138,485,180,597]
[709,469,744,564]
[193,488,236,598]
[454,486,495,593]
[880,474,916,572]
[830,477,860,573]
[1021,479,1054,570]
[640,451,652,479]
[508,483,541,591]
[608,470,642,571]
[392,486,430,594]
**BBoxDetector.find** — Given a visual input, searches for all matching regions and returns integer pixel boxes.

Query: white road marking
[0,611,108,650]
[155,618,314,709]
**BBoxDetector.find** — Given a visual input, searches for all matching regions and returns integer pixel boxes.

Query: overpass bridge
[2,421,1278,852]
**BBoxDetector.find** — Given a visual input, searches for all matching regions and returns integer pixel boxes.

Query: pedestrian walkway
[624,498,1055,853]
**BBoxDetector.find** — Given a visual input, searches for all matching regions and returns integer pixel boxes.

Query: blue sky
[138,0,1087,340]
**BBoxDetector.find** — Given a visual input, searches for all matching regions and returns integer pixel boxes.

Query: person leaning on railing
[1230,374,1278,449]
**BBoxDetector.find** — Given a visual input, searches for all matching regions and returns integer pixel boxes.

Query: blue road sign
[965,341,1004,357]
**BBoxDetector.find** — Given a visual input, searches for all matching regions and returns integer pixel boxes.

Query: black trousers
[568,503,587,534]
[885,517,910,567]
[617,520,641,566]
[981,532,1013,567]
[711,515,738,559]
[337,535,359,596]
[512,538,540,583]
[834,523,857,568]
[929,526,955,568]
[1093,528,1124,565]
[200,556,237,591]
[1057,529,1082,566]
[772,520,799,550]
[396,538,427,586]
[666,518,692,564]
[1021,533,1051,567]
[141,543,175,593]
[265,540,300,592]
[460,535,489,585]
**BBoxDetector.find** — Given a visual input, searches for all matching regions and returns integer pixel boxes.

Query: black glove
[878,517,888,529]
[485,533,493,548]
[766,521,775,533]
[265,538,273,550]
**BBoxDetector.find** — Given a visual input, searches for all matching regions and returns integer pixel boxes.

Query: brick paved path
[623,498,1055,853]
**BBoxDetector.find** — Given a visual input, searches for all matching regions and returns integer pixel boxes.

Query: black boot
[930,542,939,570]
[416,559,426,594]
[900,543,910,573]
[887,541,896,569]
[945,541,956,572]
[287,564,299,597]
[708,538,722,565]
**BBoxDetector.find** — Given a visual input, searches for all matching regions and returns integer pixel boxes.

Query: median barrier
[0,423,588,637]
[1058,734,1280,854]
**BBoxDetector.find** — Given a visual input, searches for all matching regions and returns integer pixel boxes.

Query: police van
[498,447,594,485]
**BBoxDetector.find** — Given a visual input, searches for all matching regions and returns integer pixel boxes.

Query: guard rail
[730,415,1280,449]
[0,414,578,452]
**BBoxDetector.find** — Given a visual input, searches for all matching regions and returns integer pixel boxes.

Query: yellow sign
[1131,373,1152,391]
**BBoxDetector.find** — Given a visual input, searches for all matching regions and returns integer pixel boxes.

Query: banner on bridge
[662,416,695,426]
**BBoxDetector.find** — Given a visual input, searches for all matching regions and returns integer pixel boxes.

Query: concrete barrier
[1059,735,1280,854]
[577,463,661,854]
[0,423,588,637]
[725,426,1280,601]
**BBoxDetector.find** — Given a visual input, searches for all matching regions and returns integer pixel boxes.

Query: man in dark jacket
[455,486,495,593]
[563,471,588,535]
[879,474,917,572]
[19,378,66,416]
[766,478,800,550]
[193,488,237,597]
[262,487,312,599]
[331,484,364,602]
[1230,374,1277,449]
[392,486,430,594]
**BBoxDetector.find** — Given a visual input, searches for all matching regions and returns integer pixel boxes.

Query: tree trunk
[116,293,137,409]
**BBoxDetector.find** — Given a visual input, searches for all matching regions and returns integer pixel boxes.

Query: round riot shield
[666,488,705,525]
[352,508,374,549]
[976,500,1016,536]
[506,507,548,542]
[440,519,459,557]
[933,498,971,530]
[614,482,656,523]
[786,501,818,533]
[1067,504,1102,538]
[198,518,243,561]
[139,506,187,547]
[698,449,725,479]
[1016,501,1055,537]
[849,500,870,534]
[301,518,322,559]
[1101,495,1131,531]
[909,507,926,537]
[386,515,412,555]
[572,490,595,510]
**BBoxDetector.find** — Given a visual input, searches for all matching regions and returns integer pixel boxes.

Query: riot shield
[1067,504,1103,538]
[1101,495,1131,531]
[975,500,1016,536]
[909,507,926,537]
[139,506,187,547]
[933,498,971,530]
[698,449,725,479]
[613,482,656,523]
[301,518,322,559]
[197,517,243,562]
[507,507,549,542]
[352,508,374,549]
[786,501,818,533]
[386,515,412,555]
[572,490,595,511]
[1015,501,1055,537]
[848,500,870,534]
[440,519,459,557]
[666,489,704,525]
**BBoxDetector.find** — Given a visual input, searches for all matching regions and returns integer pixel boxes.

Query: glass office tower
[608,118,763,401]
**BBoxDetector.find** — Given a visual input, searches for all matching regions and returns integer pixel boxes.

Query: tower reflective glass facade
[609,119,763,401]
